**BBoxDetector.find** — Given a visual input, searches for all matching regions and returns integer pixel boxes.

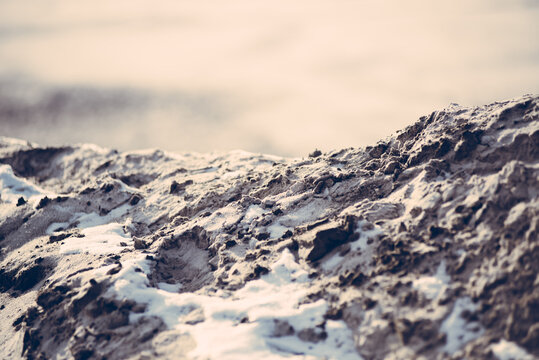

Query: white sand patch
[157,282,183,293]
[197,203,243,233]
[440,297,483,354]
[60,222,132,255]
[110,250,361,360]
[244,205,266,222]
[268,199,333,239]
[490,339,535,360]
[504,201,530,226]
[412,261,450,300]
[321,253,345,272]
[0,164,51,205]
[350,220,383,252]
[73,203,132,229]
[46,221,71,234]
[267,223,290,239]
[386,170,443,213]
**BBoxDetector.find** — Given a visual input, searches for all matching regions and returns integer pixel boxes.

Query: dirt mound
[0,95,537,359]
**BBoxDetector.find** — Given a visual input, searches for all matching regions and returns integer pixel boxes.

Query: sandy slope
[0,95,537,359]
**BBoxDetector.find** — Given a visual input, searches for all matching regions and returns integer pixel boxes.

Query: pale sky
[0,0,538,156]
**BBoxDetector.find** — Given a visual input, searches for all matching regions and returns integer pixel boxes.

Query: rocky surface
[0,95,537,360]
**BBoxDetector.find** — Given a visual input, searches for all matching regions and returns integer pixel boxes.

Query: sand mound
[0,95,537,359]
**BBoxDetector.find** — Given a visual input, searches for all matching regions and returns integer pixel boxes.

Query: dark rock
[22,328,41,358]
[435,138,454,158]
[49,232,72,243]
[118,173,154,188]
[364,298,377,310]
[94,160,113,172]
[383,161,401,175]
[170,179,193,194]
[36,197,50,210]
[14,264,47,292]
[225,240,237,249]
[338,271,366,287]
[227,193,242,203]
[246,265,270,281]
[107,263,123,275]
[282,230,293,239]
[73,348,94,360]
[129,194,142,205]
[313,181,325,194]
[454,130,483,161]
[369,143,388,158]
[80,187,95,195]
[71,280,105,315]
[254,265,269,277]
[256,232,270,240]
[407,142,439,167]
[325,306,343,320]
[429,226,446,239]
[37,285,70,310]
[12,314,25,327]
[101,183,114,193]
[307,216,358,262]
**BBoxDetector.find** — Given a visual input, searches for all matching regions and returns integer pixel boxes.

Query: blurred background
[0,0,538,156]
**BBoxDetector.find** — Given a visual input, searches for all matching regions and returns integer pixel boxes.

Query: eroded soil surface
[0,95,537,359]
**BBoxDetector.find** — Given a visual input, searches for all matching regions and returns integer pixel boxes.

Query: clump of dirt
[20,278,163,360]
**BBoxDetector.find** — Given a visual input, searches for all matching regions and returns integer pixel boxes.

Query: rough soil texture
[0,95,538,360]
